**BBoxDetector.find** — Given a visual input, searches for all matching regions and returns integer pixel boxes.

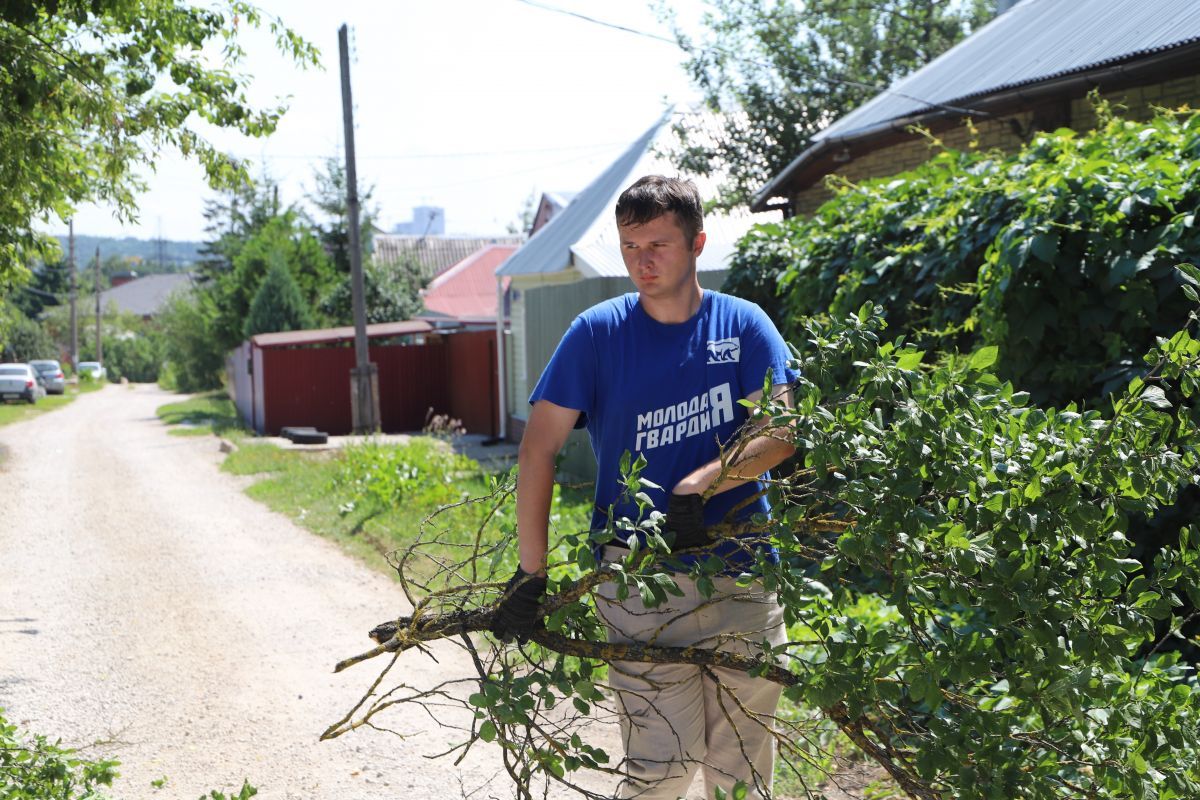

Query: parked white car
[0,363,47,404]
[77,361,107,381]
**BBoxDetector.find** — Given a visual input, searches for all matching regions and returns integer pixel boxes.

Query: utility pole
[68,220,78,371]
[340,23,378,434]
[94,247,102,366]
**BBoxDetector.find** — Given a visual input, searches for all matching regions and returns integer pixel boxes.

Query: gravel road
[0,384,596,799]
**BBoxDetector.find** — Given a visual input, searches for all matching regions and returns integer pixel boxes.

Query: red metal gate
[252,330,497,436]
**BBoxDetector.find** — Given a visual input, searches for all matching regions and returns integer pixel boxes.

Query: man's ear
[692,230,707,257]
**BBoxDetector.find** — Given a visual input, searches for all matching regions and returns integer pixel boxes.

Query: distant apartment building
[390,206,445,236]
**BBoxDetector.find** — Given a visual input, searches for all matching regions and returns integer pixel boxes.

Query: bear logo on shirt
[706,337,740,364]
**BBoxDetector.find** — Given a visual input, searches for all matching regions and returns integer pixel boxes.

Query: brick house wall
[790,74,1200,217]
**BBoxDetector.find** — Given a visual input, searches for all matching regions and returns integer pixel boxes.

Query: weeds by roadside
[155,391,242,438]
[0,707,118,799]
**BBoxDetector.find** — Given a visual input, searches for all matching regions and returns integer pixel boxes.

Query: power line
[513,0,677,45]
[403,147,625,193]
[512,0,989,119]
[228,141,629,162]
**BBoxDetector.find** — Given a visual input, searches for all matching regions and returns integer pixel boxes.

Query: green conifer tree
[243,253,314,339]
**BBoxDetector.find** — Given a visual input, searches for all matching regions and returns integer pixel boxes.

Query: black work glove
[490,567,547,643]
[666,492,709,552]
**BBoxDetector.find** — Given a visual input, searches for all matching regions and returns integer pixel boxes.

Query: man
[492,175,797,799]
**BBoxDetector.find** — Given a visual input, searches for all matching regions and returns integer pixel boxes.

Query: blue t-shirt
[529,290,798,568]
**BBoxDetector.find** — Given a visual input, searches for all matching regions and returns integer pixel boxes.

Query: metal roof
[497,107,770,279]
[97,273,194,317]
[251,320,433,349]
[756,0,1200,207]
[374,235,524,280]
[419,244,517,322]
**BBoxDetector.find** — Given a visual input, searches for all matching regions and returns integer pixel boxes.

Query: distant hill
[54,234,204,272]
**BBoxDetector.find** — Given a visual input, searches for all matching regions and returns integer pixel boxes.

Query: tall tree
[243,251,314,339]
[303,156,376,277]
[11,258,70,318]
[0,1,318,286]
[665,0,993,208]
[209,213,334,349]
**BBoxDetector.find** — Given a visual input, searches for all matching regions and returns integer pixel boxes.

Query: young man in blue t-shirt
[493,175,797,799]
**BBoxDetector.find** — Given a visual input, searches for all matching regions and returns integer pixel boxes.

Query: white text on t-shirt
[634,382,735,451]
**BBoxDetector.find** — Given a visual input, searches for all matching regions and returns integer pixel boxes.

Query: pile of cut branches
[327,294,1200,800]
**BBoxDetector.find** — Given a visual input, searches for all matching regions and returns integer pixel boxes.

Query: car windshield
[0,366,26,375]
[32,363,57,372]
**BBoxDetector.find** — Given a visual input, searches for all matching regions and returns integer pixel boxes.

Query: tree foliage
[725,105,1200,407]
[303,156,375,277]
[205,213,333,349]
[157,291,225,392]
[665,0,992,208]
[0,314,57,361]
[327,300,1200,799]
[0,706,118,799]
[10,259,69,319]
[318,257,426,326]
[0,0,318,287]
[243,251,313,339]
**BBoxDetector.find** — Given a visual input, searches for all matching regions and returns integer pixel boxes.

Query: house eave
[751,39,1200,212]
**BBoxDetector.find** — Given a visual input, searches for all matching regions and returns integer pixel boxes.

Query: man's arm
[516,398,583,575]
[673,385,795,497]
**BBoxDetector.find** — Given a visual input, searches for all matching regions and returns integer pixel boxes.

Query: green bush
[0,707,118,799]
[333,439,477,512]
[103,331,162,383]
[0,315,57,362]
[158,292,225,393]
[727,103,1200,406]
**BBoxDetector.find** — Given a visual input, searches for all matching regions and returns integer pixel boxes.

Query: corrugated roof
[819,0,1200,143]
[374,235,524,280]
[755,0,1200,208]
[251,320,433,349]
[97,273,194,317]
[419,244,517,322]
[497,107,771,279]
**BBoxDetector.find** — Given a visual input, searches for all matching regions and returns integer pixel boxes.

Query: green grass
[220,439,592,578]
[156,391,244,437]
[0,381,103,429]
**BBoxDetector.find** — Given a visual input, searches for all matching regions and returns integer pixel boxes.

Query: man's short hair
[615,175,704,242]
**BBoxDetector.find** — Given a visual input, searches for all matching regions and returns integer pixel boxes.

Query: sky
[57,0,707,243]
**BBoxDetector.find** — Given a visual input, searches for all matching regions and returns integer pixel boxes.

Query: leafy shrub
[727,104,1200,406]
[0,707,118,799]
[0,315,56,362]
[104,331,162,383]
[158,292,225,392]
[333,439,477,512]
[318,257,425,326]
[330,303,1200,799]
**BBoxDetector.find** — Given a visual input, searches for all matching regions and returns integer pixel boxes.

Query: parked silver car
[0,363,47,404]
[29,359,66,395]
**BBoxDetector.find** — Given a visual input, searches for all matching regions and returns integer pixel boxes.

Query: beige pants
[596,547,787,800]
